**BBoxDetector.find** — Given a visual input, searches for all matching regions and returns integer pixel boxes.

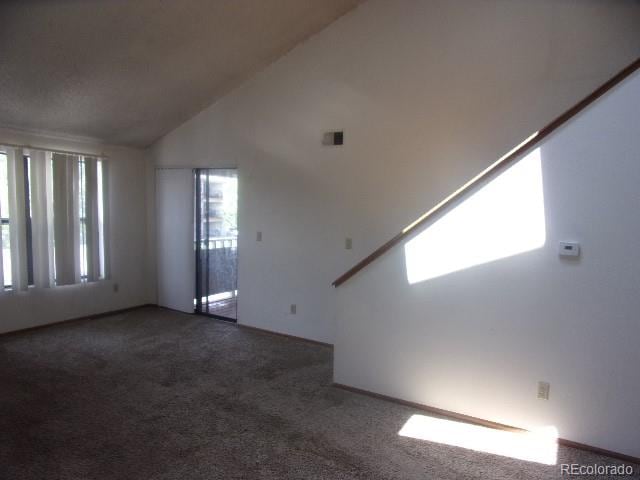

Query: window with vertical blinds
[0,147,107,291]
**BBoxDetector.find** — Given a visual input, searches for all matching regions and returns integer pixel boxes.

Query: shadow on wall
[404,148,546,285]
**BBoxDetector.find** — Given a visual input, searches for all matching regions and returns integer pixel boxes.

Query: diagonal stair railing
[333,57,640,287]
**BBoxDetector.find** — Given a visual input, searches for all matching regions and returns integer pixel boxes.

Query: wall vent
[323,130,344,146]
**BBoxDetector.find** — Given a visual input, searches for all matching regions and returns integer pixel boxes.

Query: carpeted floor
[0,307,636,479]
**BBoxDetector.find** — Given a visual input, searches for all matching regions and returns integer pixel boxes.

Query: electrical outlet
[256,231,262,242]
[345,237,352,250]
[538,381,550,400]
[113,283,119,293]
[290,304,297,315]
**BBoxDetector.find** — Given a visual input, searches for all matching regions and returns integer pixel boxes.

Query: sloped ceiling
[0,0,362,147]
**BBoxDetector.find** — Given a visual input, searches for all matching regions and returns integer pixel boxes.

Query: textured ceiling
[0,0,362,147]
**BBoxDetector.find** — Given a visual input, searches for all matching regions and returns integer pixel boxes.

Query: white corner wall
[335,70,640,458]
[0,127,153,334]
[151,0,640,344]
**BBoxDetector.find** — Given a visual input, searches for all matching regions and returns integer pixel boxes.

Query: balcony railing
[197,236,237,250]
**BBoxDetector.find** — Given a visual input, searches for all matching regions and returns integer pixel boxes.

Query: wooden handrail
[333,56,640,287]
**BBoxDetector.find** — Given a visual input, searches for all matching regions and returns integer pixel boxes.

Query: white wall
[335,70,640,457]
[155,169,195,313]
[0,127,153,334]
[152,0,640,344]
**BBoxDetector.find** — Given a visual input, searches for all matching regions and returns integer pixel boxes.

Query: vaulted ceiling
[0,0,362,147]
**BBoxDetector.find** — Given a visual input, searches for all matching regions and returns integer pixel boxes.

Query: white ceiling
[0,0,362,147]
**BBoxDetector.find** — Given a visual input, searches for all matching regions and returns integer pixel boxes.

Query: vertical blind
[0,146,107,291]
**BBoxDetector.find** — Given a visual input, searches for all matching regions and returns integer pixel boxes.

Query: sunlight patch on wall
[404,148,545,284]
[399,414,558,465]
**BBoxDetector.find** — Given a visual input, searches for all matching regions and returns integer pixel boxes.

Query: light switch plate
[538,381,550,400]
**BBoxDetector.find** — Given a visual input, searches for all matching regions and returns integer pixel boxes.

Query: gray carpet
[0,307,636,479]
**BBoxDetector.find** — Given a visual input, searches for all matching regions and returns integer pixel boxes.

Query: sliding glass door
[194,169,238,321]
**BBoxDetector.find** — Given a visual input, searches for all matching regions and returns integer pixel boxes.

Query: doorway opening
[194,169,238,322]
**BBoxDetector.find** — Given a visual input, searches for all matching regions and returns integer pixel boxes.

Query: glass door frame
[194,168,238,322]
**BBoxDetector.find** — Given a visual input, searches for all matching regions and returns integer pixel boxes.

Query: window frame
[1,150,107,290]
[0,152,11,289]
[1,217,9,289]
[23,155,34,286]
[0,153,34,290]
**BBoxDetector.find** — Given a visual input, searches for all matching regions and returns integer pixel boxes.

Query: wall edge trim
[0,304,155,337]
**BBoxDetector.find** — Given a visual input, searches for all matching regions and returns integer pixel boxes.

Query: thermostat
[559,241,580,257]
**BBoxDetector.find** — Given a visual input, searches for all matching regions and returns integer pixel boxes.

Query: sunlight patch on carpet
[399,414,558,465]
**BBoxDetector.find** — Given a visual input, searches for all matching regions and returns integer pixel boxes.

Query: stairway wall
[335,70,640,458]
